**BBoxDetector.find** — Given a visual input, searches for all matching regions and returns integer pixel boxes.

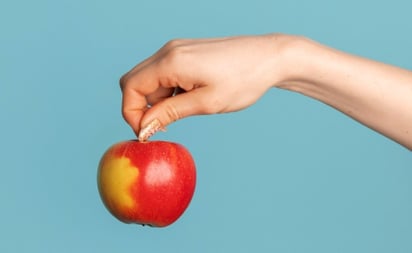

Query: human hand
[119,34,292,141]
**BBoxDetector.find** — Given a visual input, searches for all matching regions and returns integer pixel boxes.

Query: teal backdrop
[1,0,411,252]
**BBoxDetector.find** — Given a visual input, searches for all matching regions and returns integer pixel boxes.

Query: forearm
[277,36,412,150]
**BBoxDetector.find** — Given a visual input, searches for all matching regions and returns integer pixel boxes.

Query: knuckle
[121,107,127,120]
[119,74,129,91]
[164,45,189,68]
[163,38,185,50]
[166,45,184,61]
[121,107,131,124]
[164,102,182,123]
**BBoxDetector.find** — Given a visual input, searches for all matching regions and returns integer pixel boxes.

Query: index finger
[121,86,148,135]
[120,64,162,135]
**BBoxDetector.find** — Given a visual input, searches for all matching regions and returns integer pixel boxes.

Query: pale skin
[119,34,412,150]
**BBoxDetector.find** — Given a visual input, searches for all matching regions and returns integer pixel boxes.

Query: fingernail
[138,118,164,142]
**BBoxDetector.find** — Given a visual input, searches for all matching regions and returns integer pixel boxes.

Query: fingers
[119,41,191,135]
[146,87,176,106]
[120,37,234,137]
[139,87,218,137]
[120,63,162,134]
[121,87,148,135]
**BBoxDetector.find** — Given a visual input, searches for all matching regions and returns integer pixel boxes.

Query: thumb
[138,88,214,141]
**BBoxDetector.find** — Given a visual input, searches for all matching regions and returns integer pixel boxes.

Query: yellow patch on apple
[98,156,138,212]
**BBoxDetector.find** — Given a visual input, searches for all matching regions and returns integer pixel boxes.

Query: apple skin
[97,140,196,227]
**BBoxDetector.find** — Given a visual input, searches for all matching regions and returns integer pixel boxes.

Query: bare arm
[119,34,412,150]
[280,37,412,150]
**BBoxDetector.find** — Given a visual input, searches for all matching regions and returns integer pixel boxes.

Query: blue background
[1,0,411,252]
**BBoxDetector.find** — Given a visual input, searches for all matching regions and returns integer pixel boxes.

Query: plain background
[1,0,411,252]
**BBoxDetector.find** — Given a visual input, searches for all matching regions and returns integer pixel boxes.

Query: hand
[119,34,291,140]
[120,34,412,149]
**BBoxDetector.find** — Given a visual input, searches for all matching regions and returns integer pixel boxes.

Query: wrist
[264,34,314,89]
[273,35,334,98]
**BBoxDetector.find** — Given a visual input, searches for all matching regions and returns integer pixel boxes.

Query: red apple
[97,140,196,227]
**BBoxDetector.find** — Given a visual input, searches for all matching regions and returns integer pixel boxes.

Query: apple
[97,140,196,227]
